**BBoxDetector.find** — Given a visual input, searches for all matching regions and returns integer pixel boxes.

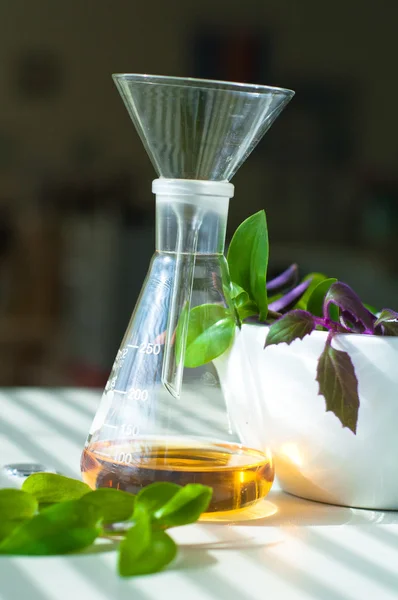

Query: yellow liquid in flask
[81,438,274,516]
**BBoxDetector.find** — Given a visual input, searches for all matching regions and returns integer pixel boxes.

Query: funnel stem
[155,179,234,400]
[161,209,201,399]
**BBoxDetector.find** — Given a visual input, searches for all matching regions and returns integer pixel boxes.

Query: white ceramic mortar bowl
[214,324,398,509]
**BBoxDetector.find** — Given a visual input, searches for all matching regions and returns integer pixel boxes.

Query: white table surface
[1,388,398,600]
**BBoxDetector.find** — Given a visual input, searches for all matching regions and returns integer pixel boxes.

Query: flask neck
[153,179,233,255]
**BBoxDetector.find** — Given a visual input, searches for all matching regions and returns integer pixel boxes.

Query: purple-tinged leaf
[268,279,312,313]
[339,310,366,334]
[323,282,376,334]
[323,318,353,334]
[266,264,299,293]
[316,336,360,434]
[264,310,316,348]
[374,309,398,336]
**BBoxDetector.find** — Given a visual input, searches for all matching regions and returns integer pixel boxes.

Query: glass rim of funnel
[112,73,295,97]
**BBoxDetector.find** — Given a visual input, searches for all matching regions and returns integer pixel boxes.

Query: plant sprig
[264,279,398,434]
[178,209,398,435]
[174,211,269,367]
[0,473,212,577]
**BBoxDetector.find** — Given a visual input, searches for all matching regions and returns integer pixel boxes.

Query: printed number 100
[117,452,133,463]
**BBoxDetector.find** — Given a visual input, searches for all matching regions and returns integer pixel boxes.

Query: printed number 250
[138,343,160,355]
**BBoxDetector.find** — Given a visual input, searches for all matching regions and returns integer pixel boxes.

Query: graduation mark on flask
[126,342,161,354]
[127,388,149,402]
[119,424,140,438]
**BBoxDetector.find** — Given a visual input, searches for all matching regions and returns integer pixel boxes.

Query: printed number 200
[128,388,148,401]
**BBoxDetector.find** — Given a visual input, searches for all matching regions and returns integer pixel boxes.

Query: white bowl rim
[242,321,398,344]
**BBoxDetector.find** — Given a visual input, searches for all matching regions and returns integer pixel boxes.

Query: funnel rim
[112,73,295,97]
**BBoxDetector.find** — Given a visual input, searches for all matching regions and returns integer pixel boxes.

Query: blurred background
[0,0,397,387]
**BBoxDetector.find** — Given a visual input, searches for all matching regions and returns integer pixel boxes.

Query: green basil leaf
[227,210,269,320]
[231,283,258,321]
[136,482,182,515]
[235,293,251,309]
[0,521,25,542]
[119,530,177,578]
[22,473,91,504]
[265,310,316,347]
[0,500,102,555]
[316,338,360,434]
[307,278,338,318]
[80,488,135,524]
[153,484,212,528]
[230,282,249,304]
[230,283,258,321]
[38,502,56,512]
[118,503,151,576]
[295,272,328,310]
[237,302,258,321]
[184,304,235,368]
[0,489,38,521]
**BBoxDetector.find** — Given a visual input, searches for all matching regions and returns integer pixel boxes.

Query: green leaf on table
[374,308,398,336]
[0,489,38,521]
[136,482,182,516]
[118,503,151,576]
[80,488,135,524]
[0,500,102,555]
[153,484,212,528]
[307,278,338,319]
[119,529,177,577]
[184,304,235,368]
[227,210,269,320]
[295,273,328,310]
[22,473,91,504]
[316,337,360,434]
[265,310,316,348]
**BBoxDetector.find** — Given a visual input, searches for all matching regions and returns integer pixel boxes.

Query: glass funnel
[81,75,294,518]
[112,74,294,180]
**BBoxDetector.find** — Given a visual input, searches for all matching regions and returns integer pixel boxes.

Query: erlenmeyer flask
[81,75,294,517]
